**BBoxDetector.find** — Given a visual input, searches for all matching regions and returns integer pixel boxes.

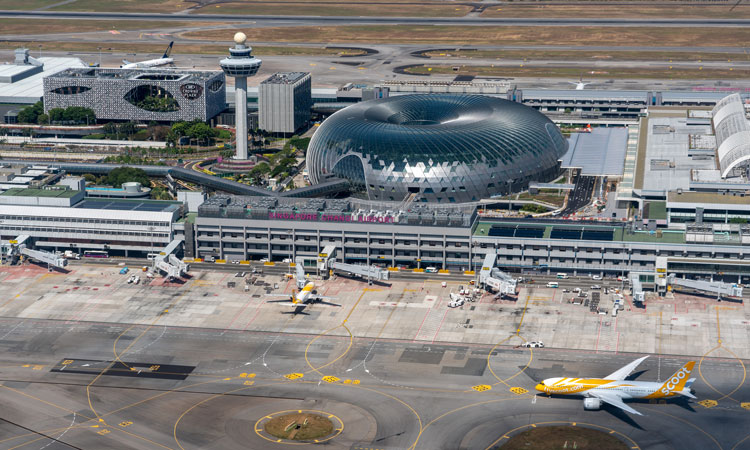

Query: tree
[37,113,49,125]
[118,121,137,138]
[188,122,214,146]
[106,167,151,188]
[18,101,43,124]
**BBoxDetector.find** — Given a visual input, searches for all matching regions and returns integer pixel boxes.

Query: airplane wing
[590,391,643,416]
[605,356,649,380]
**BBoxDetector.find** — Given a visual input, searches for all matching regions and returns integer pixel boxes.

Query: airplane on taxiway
[121,42,174,69]
[535,356,696,415]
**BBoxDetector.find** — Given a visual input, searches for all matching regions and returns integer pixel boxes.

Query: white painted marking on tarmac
[532,395,537,404]
[39,412,76,450]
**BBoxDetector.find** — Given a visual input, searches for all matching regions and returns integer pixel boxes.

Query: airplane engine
[583,398,603,411]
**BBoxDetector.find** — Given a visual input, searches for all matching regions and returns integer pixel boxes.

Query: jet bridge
[668,275,743,299]
[317,245,389,281]
[1,235,67,269]
[630,273,646,303]
[479,253,517,296]
[152,238,189,280]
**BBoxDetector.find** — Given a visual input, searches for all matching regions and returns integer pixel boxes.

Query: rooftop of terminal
[197,195,477,227]
[261,72,309,85]
[49,67,222,82]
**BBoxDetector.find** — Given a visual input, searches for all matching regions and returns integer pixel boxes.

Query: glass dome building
[307,94,568,203]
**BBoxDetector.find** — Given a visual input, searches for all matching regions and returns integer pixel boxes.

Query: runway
[4,10,750,27]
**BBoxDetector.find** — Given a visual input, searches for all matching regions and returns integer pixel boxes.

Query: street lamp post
[98,47,102,67]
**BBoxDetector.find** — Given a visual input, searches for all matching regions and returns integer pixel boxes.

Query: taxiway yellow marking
[119,421,133,427]
[510,387,528,395]
[472,384,492,392]
[698,399,718,409]
[243,380,254,385]
[284,373,303,380]
[742,402,750,411]
[322,376,339,383]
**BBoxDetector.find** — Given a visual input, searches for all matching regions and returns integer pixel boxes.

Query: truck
[63,250,80,260]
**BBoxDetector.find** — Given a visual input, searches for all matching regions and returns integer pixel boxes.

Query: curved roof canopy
[712,93,750,178]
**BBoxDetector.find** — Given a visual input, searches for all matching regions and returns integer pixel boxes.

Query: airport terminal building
[43,68,226,122]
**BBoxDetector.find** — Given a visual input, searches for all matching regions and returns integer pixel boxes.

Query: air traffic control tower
[220,32,261,160]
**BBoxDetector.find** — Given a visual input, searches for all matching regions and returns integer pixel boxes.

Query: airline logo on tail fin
[163,42,174,58]
[659,361,695,395]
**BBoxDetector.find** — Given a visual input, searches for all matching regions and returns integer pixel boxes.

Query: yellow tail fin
[659,361,695,394]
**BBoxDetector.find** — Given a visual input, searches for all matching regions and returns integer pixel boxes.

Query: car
[282,258,292,263]
[521,341,544,348]
[562,288,570,293]
[425,267,438,273]
[260,258,269,263]
[448,298,465,308]
[592,275,602,280]
[591,285,601,290]
[231,260,241,265]
[573,287,582,293]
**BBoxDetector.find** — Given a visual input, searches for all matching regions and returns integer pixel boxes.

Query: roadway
[560,175,597,216]
[4,10,750,27]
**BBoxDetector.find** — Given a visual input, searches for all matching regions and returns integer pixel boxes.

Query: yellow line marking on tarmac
[304,289,367,376]
[645,407,721,450]
[87,280,196,424]
[697,307,747,403]
[483,421,640,450]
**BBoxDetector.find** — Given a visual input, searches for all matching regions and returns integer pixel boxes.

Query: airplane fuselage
[121,58,174,69]
[536,377,684,400]
[293,281,315,304]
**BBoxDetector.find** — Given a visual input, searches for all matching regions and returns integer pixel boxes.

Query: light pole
[98,47,102,67]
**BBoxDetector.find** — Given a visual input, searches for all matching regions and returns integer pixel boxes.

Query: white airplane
[121,42,174,69]
[266,261,337,307]
[569,75,593,90]
[535,356,696,415]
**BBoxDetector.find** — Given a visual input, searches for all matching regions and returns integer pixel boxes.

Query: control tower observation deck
[219,32,262,160]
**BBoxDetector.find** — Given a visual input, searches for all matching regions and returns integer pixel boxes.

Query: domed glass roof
[308,94,568,203]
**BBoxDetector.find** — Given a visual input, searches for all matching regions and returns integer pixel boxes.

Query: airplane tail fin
[668,361,695,391]
[163,41,174,58]
[122,59,131,65]
[657,361,695,396]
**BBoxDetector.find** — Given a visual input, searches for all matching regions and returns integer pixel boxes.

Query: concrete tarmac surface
[0,263,747,449]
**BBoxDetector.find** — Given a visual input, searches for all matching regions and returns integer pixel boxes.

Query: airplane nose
[535,383,546,392]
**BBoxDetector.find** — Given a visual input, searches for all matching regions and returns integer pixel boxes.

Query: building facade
[189,195,750,284]
[258,72,312,134]
[43,68,226,122]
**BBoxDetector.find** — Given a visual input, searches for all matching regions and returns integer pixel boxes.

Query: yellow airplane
[535,356,696,415]
[266,264,336,307]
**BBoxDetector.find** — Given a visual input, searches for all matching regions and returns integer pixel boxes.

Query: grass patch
[481,4,750,19]
[0,41,363,57]
[264,413,334,441]
[421,48,745,63]
[0,19,206,35]
[0,0,62,10]
[183,25,750,48]
[404,64,750,80]
[500,425,628,450]
[192,2,471,17]
[51,0,188,13]
[518,192,565,208]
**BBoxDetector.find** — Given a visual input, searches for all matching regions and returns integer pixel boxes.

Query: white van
[556,273,568,279]
[425,267,438,273]
[546,282,559,288]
